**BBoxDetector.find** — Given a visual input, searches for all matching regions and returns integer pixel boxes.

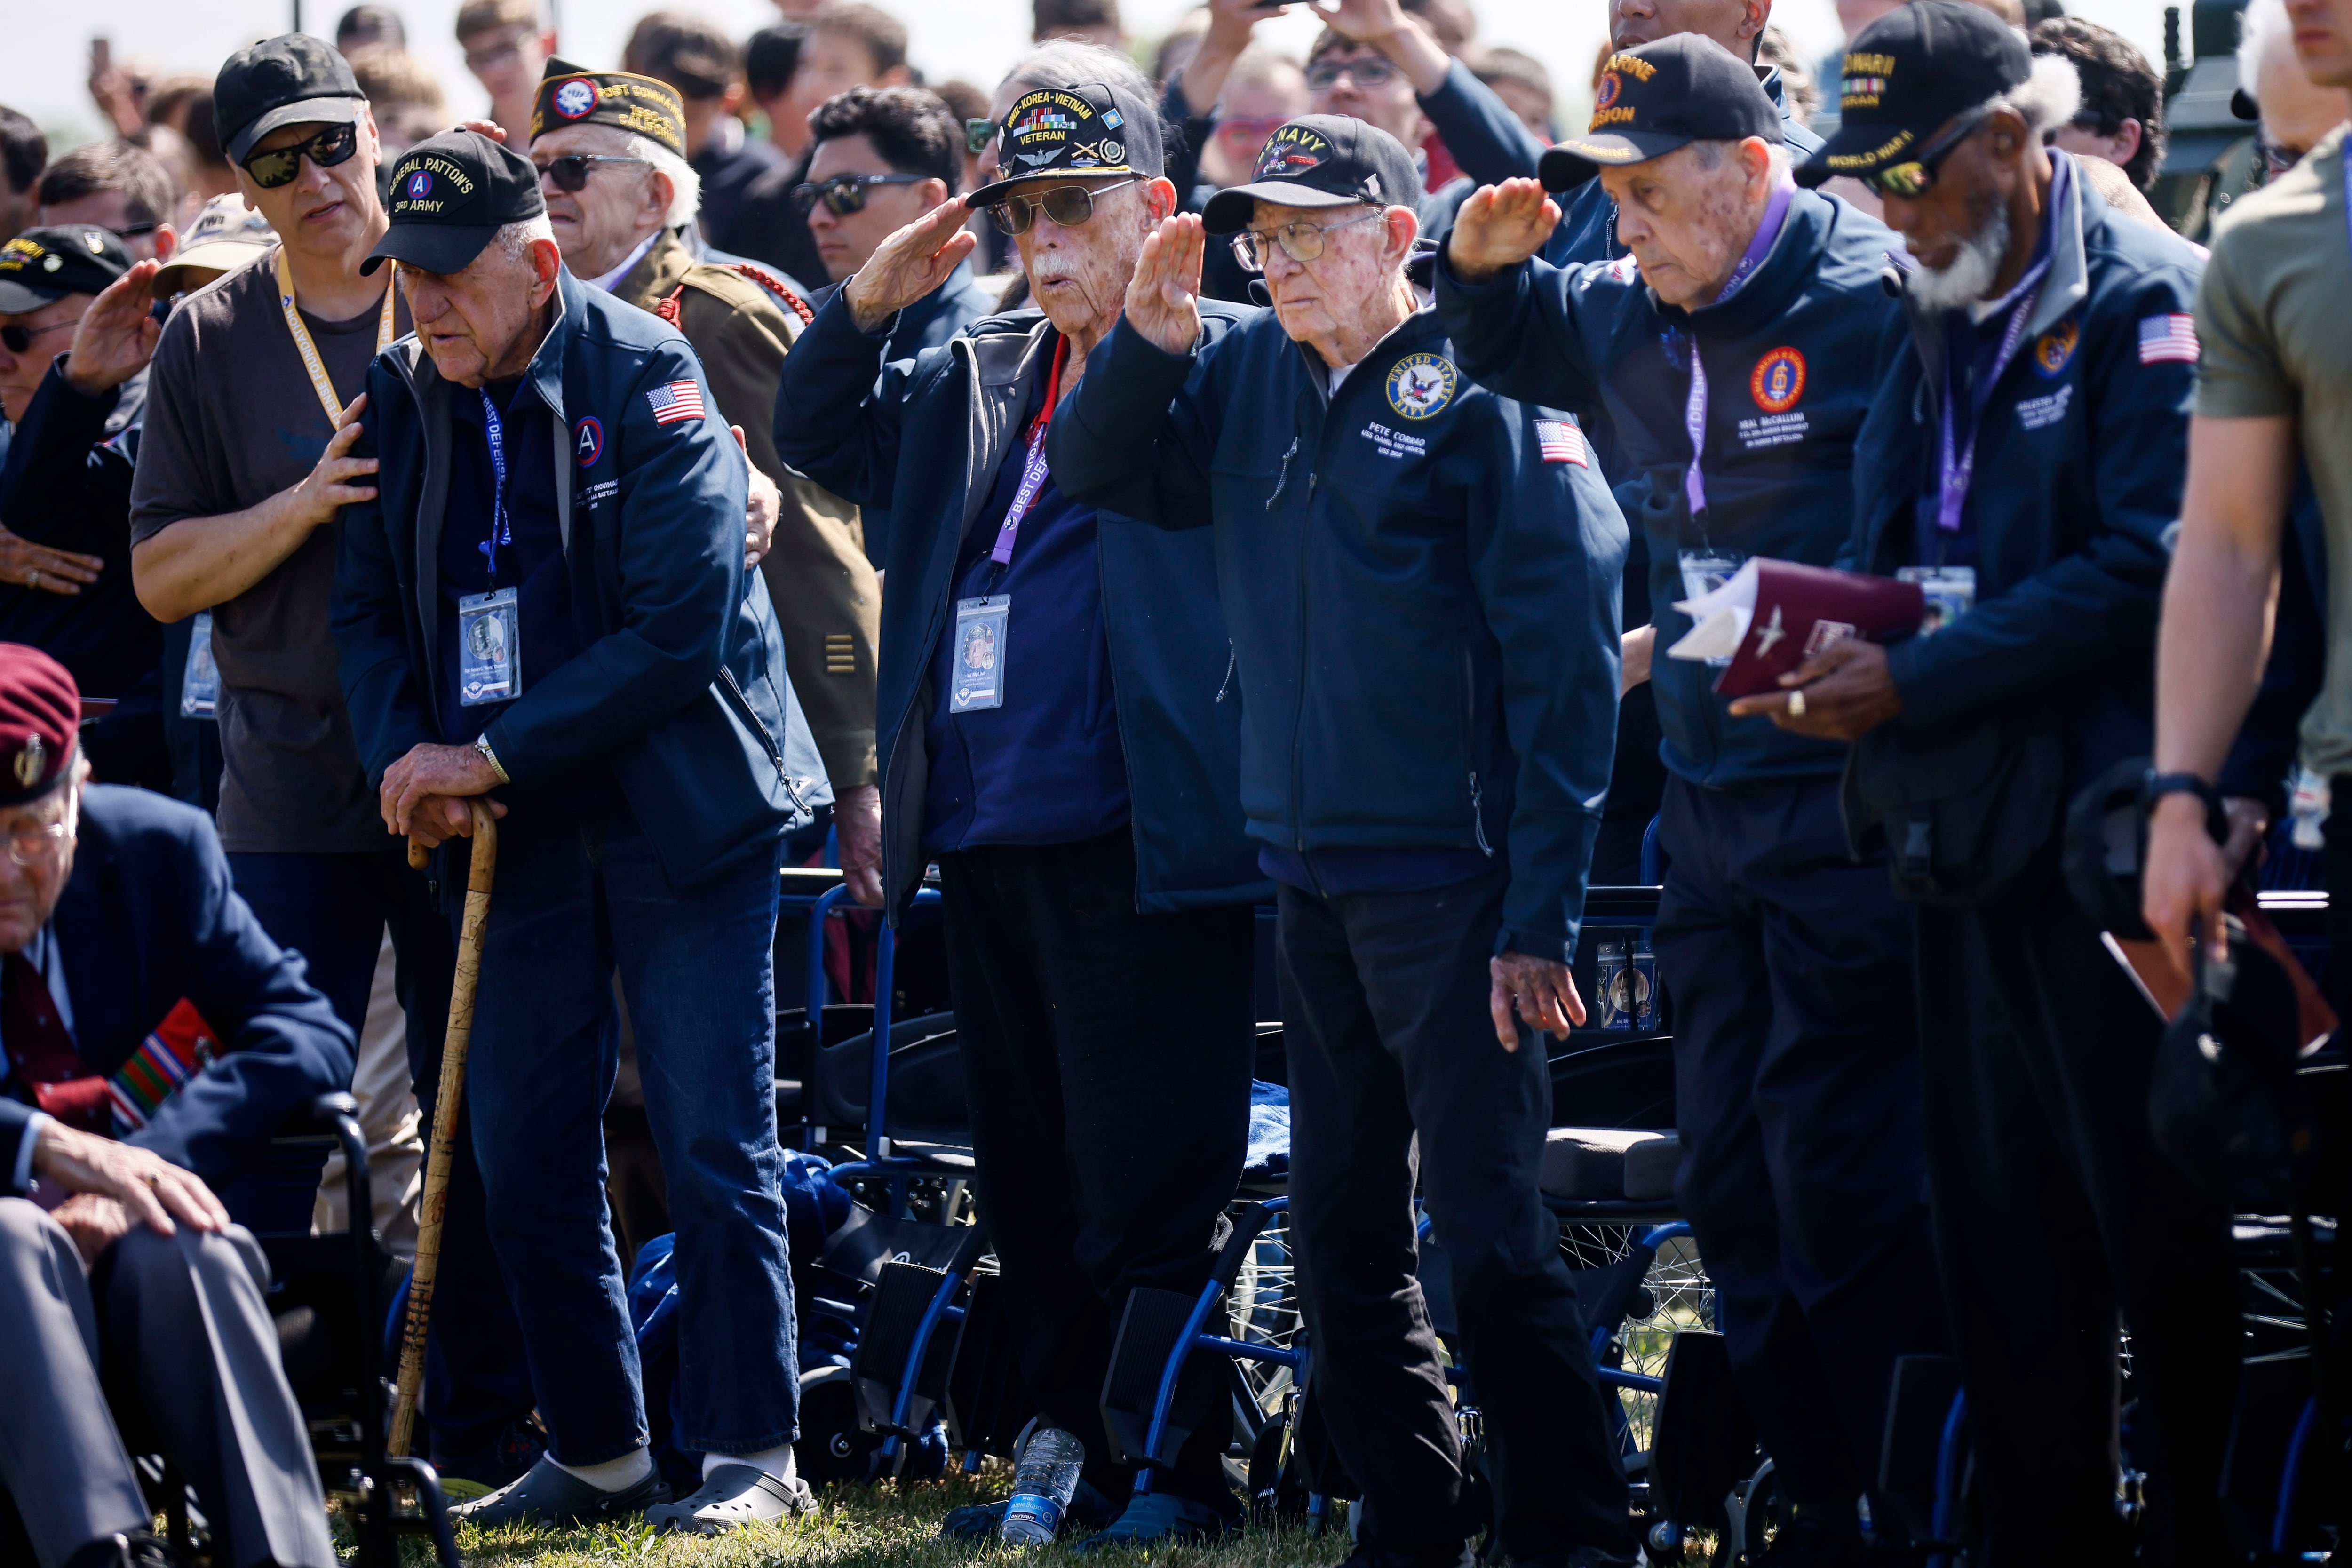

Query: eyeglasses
[987,177,1141,235]
[241,123,361,190]
[791,173,928,217]
[1230,209,1384,272]
[536,153,651,193]
[1862,109,1990,199]
[463,30,531,72]
[1213,117,1292,155]
[0,319,77,355]
[966,118,995,156]
[4,787,77,869]
[1304,55,1399,93]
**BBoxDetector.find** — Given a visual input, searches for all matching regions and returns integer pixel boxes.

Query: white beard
[1905,205,2012,314]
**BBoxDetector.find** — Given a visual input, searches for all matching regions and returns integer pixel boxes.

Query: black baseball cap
[967,80,1164,207]
[1201,115,1421,232]
[0,226,132,313]
[215,34,369,166]
[1798,0,2032,188]
[363,131,548,275]
[1539,34,1784,191]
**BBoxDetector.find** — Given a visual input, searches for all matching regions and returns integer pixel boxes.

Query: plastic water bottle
[1002,1427,1085,1545]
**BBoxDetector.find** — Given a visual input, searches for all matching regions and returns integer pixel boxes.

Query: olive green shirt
[2196,125,2352,776]
[613,229,881,790]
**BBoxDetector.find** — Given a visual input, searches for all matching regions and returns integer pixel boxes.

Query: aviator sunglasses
[987,177,1141,235]
[536,153,652,192]
[241,123,361,190]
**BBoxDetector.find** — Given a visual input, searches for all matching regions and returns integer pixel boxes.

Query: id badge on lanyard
[1898,565,1976,633]
[950,336,1069,718]
[458,588,519,705]
[1678,549,1744,667]
[179,610,219,718]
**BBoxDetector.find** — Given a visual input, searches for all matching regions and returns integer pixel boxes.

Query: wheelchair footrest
[851,1259,957,1436]
[1100,1285,1208,1468]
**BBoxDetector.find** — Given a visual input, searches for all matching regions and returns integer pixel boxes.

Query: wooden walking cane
[389,799,499,1459]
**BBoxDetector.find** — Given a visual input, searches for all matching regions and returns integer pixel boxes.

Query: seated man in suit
[0,642,352,1568]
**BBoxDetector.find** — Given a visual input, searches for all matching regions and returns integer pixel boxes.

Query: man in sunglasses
[775,56,1262,1547]
[125,32,543,1501]
[797,85,994,567]
[1763,5,2229,1557]
[1436,37,1941,1562]
[1054,113,1636,1568]
[527,58,884,907]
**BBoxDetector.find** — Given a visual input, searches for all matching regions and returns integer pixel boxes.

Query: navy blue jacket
[1845,153,2202,790]
[1049,305,1627,963]
[772,296,1265,921]
[0,786,353,1195]
[1438,187,1904,790]
[0,361,161,700]
[333,268,826,887]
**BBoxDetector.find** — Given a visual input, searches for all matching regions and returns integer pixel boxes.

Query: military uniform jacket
[614,228,881,791]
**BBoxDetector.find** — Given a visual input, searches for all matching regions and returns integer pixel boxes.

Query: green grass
[336,1472,1361,1568]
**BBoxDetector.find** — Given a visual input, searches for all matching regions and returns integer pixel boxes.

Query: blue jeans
[226,847,535,1455]
[459,810,797,1463]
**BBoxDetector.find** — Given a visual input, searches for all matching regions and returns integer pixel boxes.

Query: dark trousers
[460,810,798,1461]
[1916,888,2239,1566]
[1278,867,1631,1562]
[1653,776,1944,1508]
[227,846,533,1457]
[938,830,1254,1509]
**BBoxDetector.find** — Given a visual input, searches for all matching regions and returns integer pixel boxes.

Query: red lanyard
[986,334,1070,567]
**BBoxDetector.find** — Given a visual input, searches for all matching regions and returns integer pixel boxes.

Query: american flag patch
[2137,313,2200,365]
[1535,418,1588,466]
[647,379,707,424]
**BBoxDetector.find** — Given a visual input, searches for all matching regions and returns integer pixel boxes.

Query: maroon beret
[0,645,80,807]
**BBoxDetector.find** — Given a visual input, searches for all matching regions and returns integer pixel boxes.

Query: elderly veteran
[1436,38,1942,1558]
[328,129,827,1535]
[773,46,1263,1547]
[526,59,884,897]
[1050,114,1635,1568]
[0,642,351,1568]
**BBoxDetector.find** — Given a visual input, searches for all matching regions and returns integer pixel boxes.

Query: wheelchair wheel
[795,1370,884,1484]
[1562,1221,1715,1455]
[1229,1206,1302,1420]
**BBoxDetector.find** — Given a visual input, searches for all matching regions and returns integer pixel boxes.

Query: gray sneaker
[447,1456,671,1528]
[645,1464,816,1535]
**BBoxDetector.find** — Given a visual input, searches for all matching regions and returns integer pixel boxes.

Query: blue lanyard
[478,390,514,585]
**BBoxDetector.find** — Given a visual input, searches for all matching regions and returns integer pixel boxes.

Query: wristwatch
[473,733,511,786]
[2145,770,2225,836]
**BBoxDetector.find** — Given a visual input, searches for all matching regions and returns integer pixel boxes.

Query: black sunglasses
[988,177,1140,235]
[241,123,361,190]
[535,153,651,193]
[791,173,928,216]
[0,319,77,355]
[1863,108,1991,199]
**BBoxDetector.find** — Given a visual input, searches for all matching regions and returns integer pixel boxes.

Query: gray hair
[497,214,558,263]
[1986,51,2083,139]
[549,121,702,225]
[1689,140,1796,181]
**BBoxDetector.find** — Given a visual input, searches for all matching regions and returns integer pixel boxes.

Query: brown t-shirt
[130,252,412,854]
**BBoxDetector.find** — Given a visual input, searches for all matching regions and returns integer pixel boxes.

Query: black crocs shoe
[449,1456,671,1529]
[432,1416,549,1501]
[646,1464,816,1535]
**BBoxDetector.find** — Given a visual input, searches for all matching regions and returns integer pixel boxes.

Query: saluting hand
[63,259,164,398]
[1447,179,1561,285]
[1126,215,1206,358]
[844,198,978,335]
[1490,953,1586,1051]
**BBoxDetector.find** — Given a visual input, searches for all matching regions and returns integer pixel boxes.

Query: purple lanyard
[1682,179,1795,517]
[987,335,1070,566]
[1934,259,2050,533]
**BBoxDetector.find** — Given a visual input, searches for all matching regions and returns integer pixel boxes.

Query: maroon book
[1710,560,1926,699]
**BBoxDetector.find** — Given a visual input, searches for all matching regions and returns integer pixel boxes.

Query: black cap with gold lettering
[529,56,689,159]
[1797,1,2031,188]
[966,80,1164,207]
[363,129,547,276]
[1537,33,1783,192]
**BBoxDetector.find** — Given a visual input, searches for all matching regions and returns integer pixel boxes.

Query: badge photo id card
[1678,550,1745,668]
[458,587,520,706]
[1898,565,1976,636]
[949,595,1009,713]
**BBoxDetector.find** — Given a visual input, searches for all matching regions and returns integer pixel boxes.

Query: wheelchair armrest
[276,1092,361,1140]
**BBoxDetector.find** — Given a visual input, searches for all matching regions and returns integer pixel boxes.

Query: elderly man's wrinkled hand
[735,426,778,565]
[1488,952,1585,1050]
[835,783,884,907]
[1127,215,1206,357]
[64,260,165,397]
[0,525,103,596]
[844,198,977,334]
[32,1119,227,1256]
[380,742,507,841]
[1447,180,1560,284]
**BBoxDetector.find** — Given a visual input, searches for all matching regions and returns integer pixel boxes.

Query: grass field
[338,1473,1367,1568]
